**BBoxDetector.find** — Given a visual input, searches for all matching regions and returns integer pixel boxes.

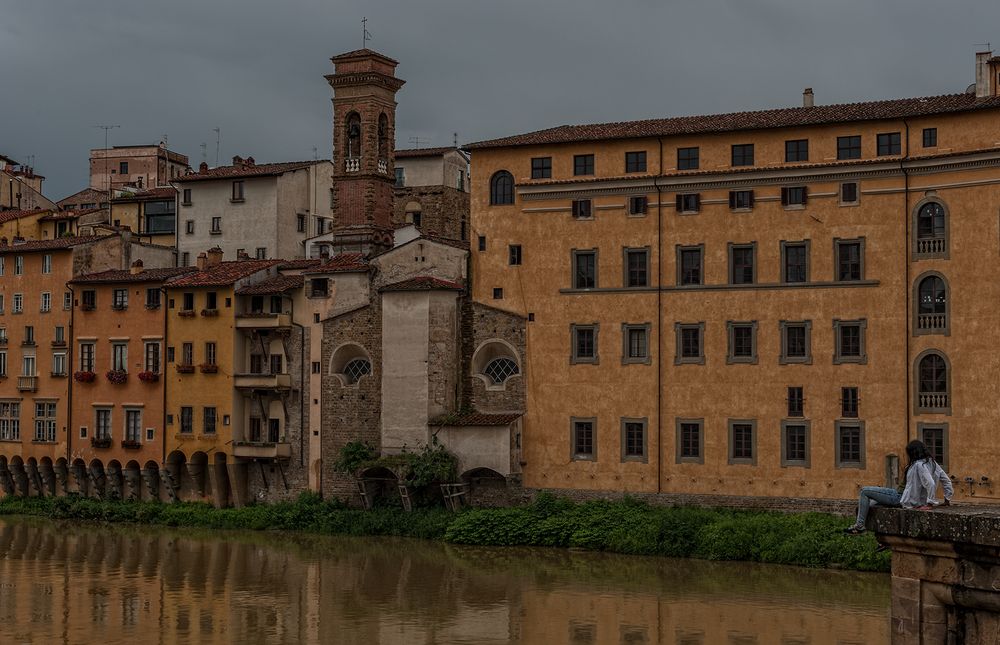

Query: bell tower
[325,48,405,253]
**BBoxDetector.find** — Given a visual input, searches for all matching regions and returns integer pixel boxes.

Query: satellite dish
[966,83,977,94]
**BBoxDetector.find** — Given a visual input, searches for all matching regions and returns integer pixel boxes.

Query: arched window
[916,274,948,334]
[329,343,372,387]
[472,339,521,391]
[404,201,422,227]
[345,112,362,159]
[377,113,389,160]
[916,351,950,414]
[483,357,519,385]
[915,201,947,257]
[343,358,371,385]
[490,171,514,205]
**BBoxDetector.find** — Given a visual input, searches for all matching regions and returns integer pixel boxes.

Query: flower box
[90,437,112,449]
[121,439,142,449]
[81,304,96,312]
[200,309,219,317]
[199,364,219,374]
[175,364,195,374]
[105,369,128,384]
[73,370,97,383]
[137,371,159,383]
[178,310,196,318]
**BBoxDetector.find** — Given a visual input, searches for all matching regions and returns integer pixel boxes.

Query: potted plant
[199,363,219,374]
[105,369,128,384]
[73,370,97,383]
[175,364,195,374]
[121,439,141,449]
[90,436,112,449]
[137,370,159,383]
[178,310,196,318]
[200,309,219,317]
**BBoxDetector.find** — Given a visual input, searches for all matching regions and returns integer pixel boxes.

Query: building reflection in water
[0,518,889,644]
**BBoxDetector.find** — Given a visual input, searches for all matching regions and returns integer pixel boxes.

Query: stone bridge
[873,506,1000,644]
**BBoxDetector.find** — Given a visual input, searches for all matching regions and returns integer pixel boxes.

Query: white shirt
[900,458,954,508]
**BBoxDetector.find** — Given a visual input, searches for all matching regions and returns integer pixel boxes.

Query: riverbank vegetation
[0,493,889,572]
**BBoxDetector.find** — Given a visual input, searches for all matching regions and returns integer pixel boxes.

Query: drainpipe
[291,302,306,468]
[161,285,170,465]
[902,119,911,447]
[655,136,664,494]
[66,286,75,460]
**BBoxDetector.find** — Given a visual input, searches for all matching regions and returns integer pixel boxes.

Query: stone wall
[462,300,527,414]
[392,185,469,242]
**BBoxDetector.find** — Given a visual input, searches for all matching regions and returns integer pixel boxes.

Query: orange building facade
[466,53,1000,505]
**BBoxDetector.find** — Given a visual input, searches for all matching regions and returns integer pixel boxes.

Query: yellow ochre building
[465,51,1000,505]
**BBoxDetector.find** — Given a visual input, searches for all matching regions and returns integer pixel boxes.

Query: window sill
[835,462,865,470]
[840,201,860,207]
[50,372,67,378]
[569,357,599,366]
[230,198,245,204]
[674,357,705,365]
[778,356,813,365]
[783,204,806,211]
[622,357,652,365]
[727,458,757,466]
[181,202,192,207]
[210,230,222,235]
[571,455,596,462]
[31,440,57,445]
[833,355,868,365]
[730,208,753,214]
[726,356,758,365]
[781,461,810,469]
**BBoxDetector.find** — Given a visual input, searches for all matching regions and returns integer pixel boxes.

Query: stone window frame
[728,189,754,212]
[912,196,950,260]
[676,193,701,214]
[675,417,704,464]
[727,418,757,465]
[833,237,866,282]
[620,416,648,463]
[727,241,757,285]
[675,244,704,286]
[832,318,868,365]
[571,198,593,219]
[328,342,373,388]
[622,246,651,288]
[570,323,600,365]
[621,323,652,365]
[840,181,860,206]
[489,170,515,205]
[780,419,811,468]
[726,320,758,364]
[779,320,813,365]
[780,186,808,209]
[673,322,705,365]
[508,244,522,266]
[787,385,805,418]
[834,420,866,469]
[913,270,950,337]
[571,248,599,290]
[841,385,860,418]
[914,349,951,416]
[471,339,522,392]
[918,421,949,471]
[779,239,810,284]
[570,416,597,461]
[628,195,648,217]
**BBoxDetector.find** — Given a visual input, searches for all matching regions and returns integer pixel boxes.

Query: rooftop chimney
[976,50,998,98]
[130,259,144,275]
[803,88,814,108]
[199,161,209,172]
[237,249,250,261]
[232,155,244,167]
[196,252,208,271]
[206,246,224,267]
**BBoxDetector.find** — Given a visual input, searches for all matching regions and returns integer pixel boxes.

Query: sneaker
[842,525,866,535]
[875,544,890,553]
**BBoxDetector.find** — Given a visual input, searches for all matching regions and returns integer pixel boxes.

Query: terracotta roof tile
[70,267,197,285]
[173,160,322,183]
[395,147,461,159]
[38,207,105,222]
[277,258,323,270]
[0,208,54,224]
[112,187,177,202]
[379,276,464,292]
[465,92,1000,150]
[57,187,108,207]
[431,412,522,426]
[0,235,104,254]
[331,48,399,64]
[167,260,279,287]
[235,274,303,295]
[303,252,369,274]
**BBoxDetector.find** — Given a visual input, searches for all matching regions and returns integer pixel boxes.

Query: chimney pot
[802,87,814,108]
[232,155,243,167]
[196,252,208,271]
[206,246,224,266]
[130,259,144,275]
[976,50,995,98]
[246,156,255,166]
[199,161,208,172]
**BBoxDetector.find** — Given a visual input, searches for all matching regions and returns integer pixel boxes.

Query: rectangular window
[781,186,807,207]
[676,419,703,463]
[205,342,217,366]
[508,244,522,266]
[787,386,804,417]
[571,199,592,219]
[731,144,754,167]
[477,235,486,252]
[571,324,598,364]
[269,296,282,313]
[877,132,902,156]
[181,342,194,366]
[51,353,66,376]
[625,151,647,173]
[727,321,757,363]
[835,239,864,281]
[841,182,859,204]
[841,387,859,418]
[40,292,50,313]
[624,248,649,288]
[923,128,938,148]
[79,343,95,372]
[0,257,4,276]
[836,421,865,468]
[531,157,552,179]
[394,167,405,187]
[113,289,128,309]
[729,190,754,210]
[678,246,703,286]
[14,256,23,275]
[729,243,756,285]
[203,407,217,434]
[621,418,647,461]
[834,319,867,364]
[573,154,594,176]
[232,180,244,201]
[0,401,20,441]
[0,351,6,377]
[309,279,329,298]
[82,290,96,310]
[780,320,812,364]
[675,323,704,364]
[180,407,193,434]
[23,326,33,345]
[785,139,809,162]
[255,247,267,260]
[33,402,56,443]
[12,293,22,314]
[182,293,194,311]
[780,240,808,283]
[492,288,503,301]
[144,342,161,373]
[146,288,161,309]
[781,421,810,467]
[571,418,596,460]
[182,188,192,205]
[296,213,306,232]
[677,147,699,170]
[269,354,283,375]
[41,254,52,274]
[628,196,648,215]
[125,409,142,442]
[250,354,265,374]
[206,292,217,310]
[185,221,194,235]
[837,135,862,160]
[112,343,127,371]
[728,420,756,464]
[622,324,650,364]
[63,292,71,310]
[95,408,112,440]
[921,424,947,469]
[211,216,222,233]
[676,193,700,213]
[573,250,597,289]
[119,161,129,175]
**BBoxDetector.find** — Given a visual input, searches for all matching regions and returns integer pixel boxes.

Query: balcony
[345,157,360,172]
[918,392,949,412]
[233,441,291,460]
[234,373,292,390]
[16,376,37,392]
[917,313,946,333]
[377,158,388,175]
[51,339,67,348]
[917,236,946,256]
[236,313,292,329]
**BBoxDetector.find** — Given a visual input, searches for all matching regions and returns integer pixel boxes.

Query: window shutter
[801,186,808,204]
[675,195,683,211]
[693,194,700,210]
[781,187,789,206]
[728,191,736,209]
[748,190,755,207]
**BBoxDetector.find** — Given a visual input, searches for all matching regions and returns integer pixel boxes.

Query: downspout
[66,286,75,459]
[902,119,911,446]
[291,306,306,468]
[655,136,664,494]
[161,285,169,464]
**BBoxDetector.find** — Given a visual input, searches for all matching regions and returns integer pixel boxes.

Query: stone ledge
[871,506,1000,548]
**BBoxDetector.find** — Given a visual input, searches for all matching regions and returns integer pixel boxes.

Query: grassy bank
[0,493,889,572]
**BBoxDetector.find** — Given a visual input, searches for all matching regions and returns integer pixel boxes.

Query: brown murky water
[0,516,889,644]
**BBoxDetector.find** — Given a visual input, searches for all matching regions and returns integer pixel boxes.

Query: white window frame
[95,408,112,440]
[41,254,52,274]
[40,292,51,313]
[112,343,128,371]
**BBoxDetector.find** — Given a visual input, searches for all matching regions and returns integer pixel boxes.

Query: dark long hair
[903,439,934,479]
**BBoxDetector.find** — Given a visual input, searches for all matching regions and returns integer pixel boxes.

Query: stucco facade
[90,144,188,192]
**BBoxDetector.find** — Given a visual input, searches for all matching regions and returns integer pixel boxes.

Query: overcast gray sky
[2,0,998,199]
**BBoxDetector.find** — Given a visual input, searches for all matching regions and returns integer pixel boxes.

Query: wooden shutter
[728,191,736,209]
[780,187,789,206]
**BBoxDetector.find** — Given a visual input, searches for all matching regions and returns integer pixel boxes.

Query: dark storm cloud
[2,0,998,198]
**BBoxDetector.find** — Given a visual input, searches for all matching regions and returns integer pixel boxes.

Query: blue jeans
[855,486,902,527]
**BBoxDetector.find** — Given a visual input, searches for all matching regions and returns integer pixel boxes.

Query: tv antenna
[200,142,207,164]
[408,136,427,149]
[974,42,992,51]
[453,132,458,147]
[213,127,221,167]
[362,17,372,48]
[312,146,319,160]
[93,124,120,192]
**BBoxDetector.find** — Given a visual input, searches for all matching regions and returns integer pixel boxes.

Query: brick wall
[462,301,527,414]
[392,185,469,242]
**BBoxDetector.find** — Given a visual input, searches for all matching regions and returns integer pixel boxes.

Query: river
[0,517,889,644]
